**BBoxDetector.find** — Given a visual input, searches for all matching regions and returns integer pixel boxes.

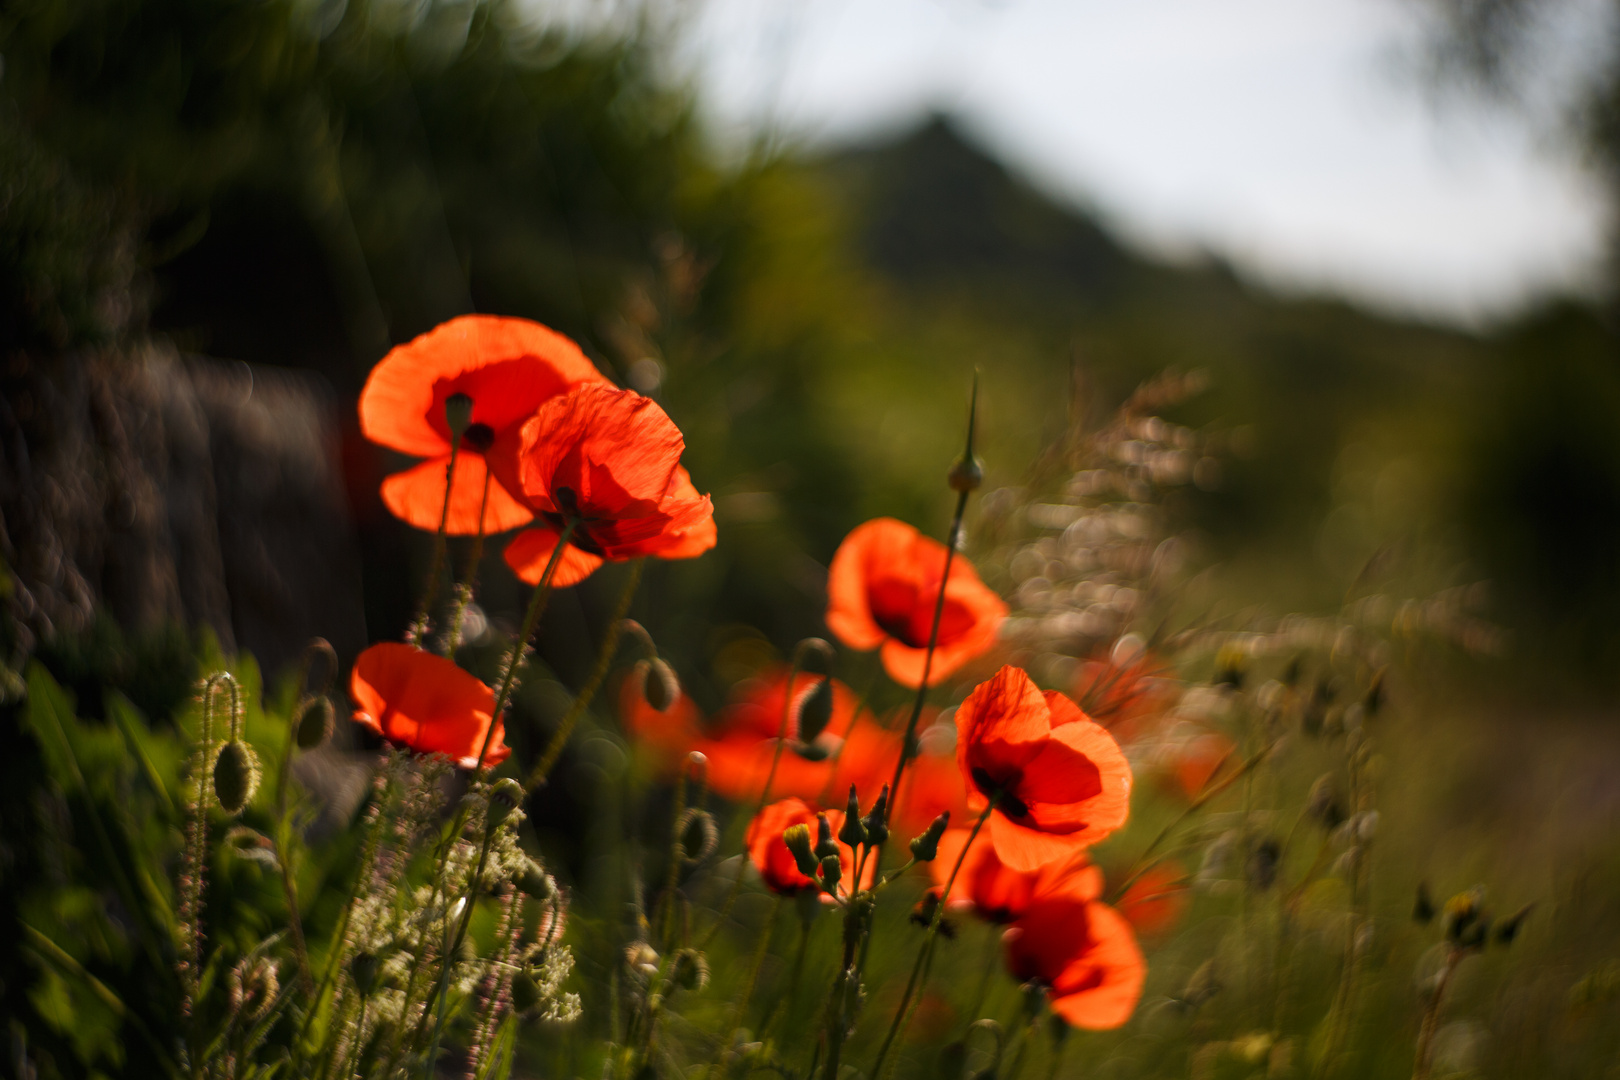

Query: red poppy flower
[1003,894,1145,1030]
[743,798,874,898]
[931,828,1103,924]
[349,642,509,768]
[955,666,1132,872]
[697,669,897,805]
[825,518,1007,687]
[1172,732,1234,798]
[358,315,606,534]
[1114,861,1189,938]
[493,383,715,587]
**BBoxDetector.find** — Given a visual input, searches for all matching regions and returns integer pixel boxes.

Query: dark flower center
[462,422,495,452]
[971,767,1030,819]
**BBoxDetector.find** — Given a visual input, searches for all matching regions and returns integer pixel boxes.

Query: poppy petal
[512,384,685,511]
[955,666,1052,790]
[379,453,537,535]
[502,527,605,587]
[1047,902,1145,1030]
[350,642,508,767]
[987,810,1094,873]
[826,518,916,651]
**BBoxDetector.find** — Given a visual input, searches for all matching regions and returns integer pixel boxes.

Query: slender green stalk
[525,558,645,787]
[441,468,493,655]
[407,431,464,644]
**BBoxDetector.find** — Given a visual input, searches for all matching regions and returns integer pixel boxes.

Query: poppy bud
[349,951,379,995]
[213,740,261,815]
[511,966,542,1012]
[1413,881,1436,924]
[445,392,475,438]
[814,813,839,861]
[819,854,842,894]
[487,778,525,831]
[1306,774,1345,830]
[678,808,720,865]
[637,658,680,713]
[1495,903,1532,946]
[948,454,985,493]
[670,948,710,991]
[796,676,835,743]
[516,857,556,901]
[294,696,334,750]
[910,812,950,862]
[839,786,867,847]
[1245,837,1280,891]
[783,824,819,878]
[862,785,890,846]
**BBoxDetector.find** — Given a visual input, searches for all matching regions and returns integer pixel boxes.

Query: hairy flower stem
[407,431,464,645]
[525,558,645,788]
[420,823,501,1078]
[869,799,997,1078]
[1411,948,1462,1080]
[818,895,875,1080]
[274,643,334,997]
[441,469,493,656]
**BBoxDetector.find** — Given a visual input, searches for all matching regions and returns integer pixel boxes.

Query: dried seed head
[294,695,335,750]
[213,740,261,815]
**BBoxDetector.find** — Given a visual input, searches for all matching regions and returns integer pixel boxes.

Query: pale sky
[665,0,1611,325]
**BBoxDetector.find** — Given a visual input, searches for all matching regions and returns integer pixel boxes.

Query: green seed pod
[294,696,334,750]
[349,952,379,996]
[487,778,525,831]
[445,392,474,438]
[639,658,680,713]
[516,857,556,901]
[796,676,835,743]
[213,740,261,815]
[783,824,819,878]
[910,811,950,862]
[838,785,867,847]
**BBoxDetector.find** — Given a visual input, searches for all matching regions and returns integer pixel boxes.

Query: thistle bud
[819,854,842,894]
[910,812,950,862]
[670,948,710,991]
[783,824,819,878]
[948,454,985,493]
[862,785,890,846]
[516,858,556,901]
[814,813,839,861]
[445,392,475,438]
[294,695,334,750]
[797,676,835,743]
[637,658,680,713]
[487,778,525,831]
[838,786,867,847]
[213,740,261,815]
[349,951,379,995]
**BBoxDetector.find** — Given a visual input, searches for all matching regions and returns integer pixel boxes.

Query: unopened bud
[678,808,719,865]
[948,454,985,493]
[670,948,710,990]
[819,854,842,894]
[445,392,474,438]
[910,812,950,862]
[511,966,542,1012]
[487,778,525,831]
[1245,837,1281,891]
[1413,881,1436,924]
[213,740,261,815]
[839,786,867,847]
[1495,903,1532,946]
[516,857,556,901]
[814,813,839,860]
[1306,774,1345,830]
[349,951,379,995]
[862,785,890,846]
[783,824,819,877]
[1444,887,1487,947]
[294,696,334,750]
[637,657,680,712]
[625,942,660,978]
[797,676,835,743]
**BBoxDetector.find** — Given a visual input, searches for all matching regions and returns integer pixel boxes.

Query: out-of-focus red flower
[743,798,874,899]
[493,383,716,587]
[358,315,606,534]
[1114,861,1190,938]
[698,669,897,805]
[889,743,971,839]
[956,666,1132,872]
[931,828,1102,924]
[1003,894,1145,1030]
[349,642,509,768]
[618,674,704,768]
[1173,732,1234,798]
[1074,651,1180,741]
[825,518,1007,688]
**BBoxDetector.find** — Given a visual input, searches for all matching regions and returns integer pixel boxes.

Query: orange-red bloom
[955,666,1132,872]
[493,383,715,587]
[743,798,874,898]
[1003,894,1145,1030]
[358,315,606,534]
[931,828,1102,924]
[349,642,509,768]
[825,518,1007,687]
[1073,651,1180,740]
[1114,861,1190,938]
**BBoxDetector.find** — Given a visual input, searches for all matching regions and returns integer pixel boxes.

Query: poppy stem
[525,558,646,788]
[888,374,980,824]
[440,466,493,655]
[869,798,997,1078]
[407,431,464,645]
